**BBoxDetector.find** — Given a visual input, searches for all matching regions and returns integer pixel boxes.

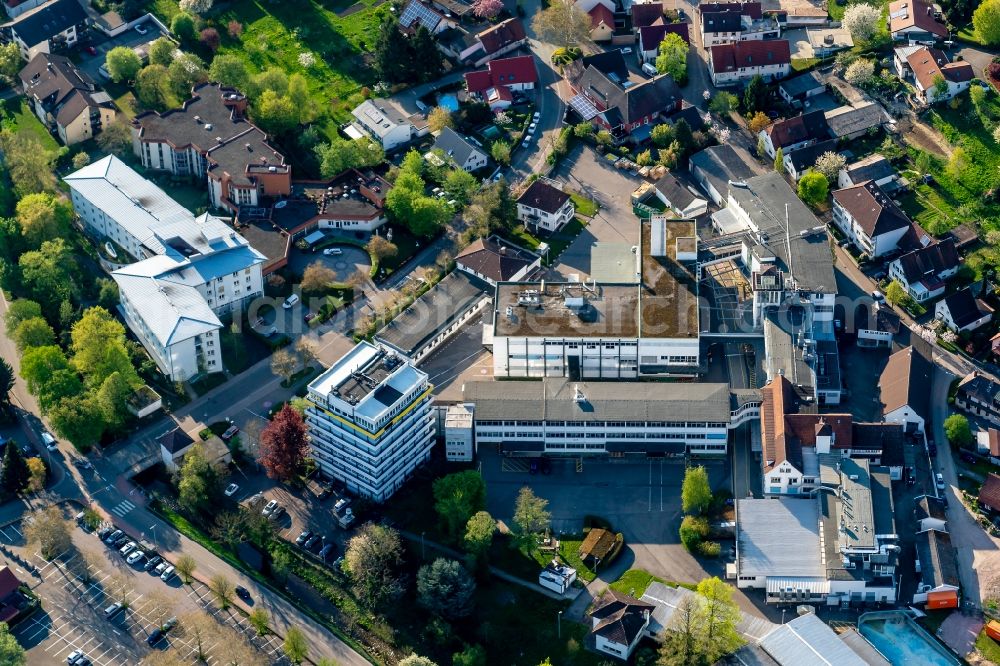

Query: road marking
[110,500,136,518]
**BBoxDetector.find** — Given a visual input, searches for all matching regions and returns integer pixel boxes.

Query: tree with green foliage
[742,75,767,113]
[453,644,487,666]
[4,299,42,336]
[16,192,72,249]
[679,515,710,551]
[19,238,75,319]
[944,413,974,449]
[345,522,405,608]
[463,510,496,563]
[931,75,950,102]
[0,129,58,196]
[813,151,846,183]
[177,442,220,515]
[253,90,297,134]
[708,91,738,115]
[105,46,142,83]
[315,137,384,179]
[48,395,104,450]
[167,53,207,99]
[659,593,700,666]
[0,359,13,410]
[12,317,54,352]
[429,106,454,133]
[417,557,476,619]
[797,170,828,206]
[444,169,479,205]
[651,123,674,148]
[248,607,270,636]
[433,470,486,539]
[19,346,79,411]
[135,64,169,109]
[71,307,138,389]
[513,486,551,552]
[175,554,197,584]
[0,443,29,494]
[96,278,120,310]
[975,0,1000,45]
[208,53,249,91]
[682,466,712,515]
[96,119,133,156]
[148,37,176,66]
[170,12,197,42]
[532,0,591,47]
[95,371,134,431]
[283,626,309,665]
[696,577,744,663]
[287,73,317,124]
[655,33,688,83]
[399,656,437,666]
[773,147,784,174]
[0,43,22,82]
[491,139,512,165]
[385,159,450,237]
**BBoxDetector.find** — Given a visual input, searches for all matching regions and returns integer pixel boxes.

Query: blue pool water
[859,612,960,666]
[437,93,459,112]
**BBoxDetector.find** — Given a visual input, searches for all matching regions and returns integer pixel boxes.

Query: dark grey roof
[568,60,682,128]
[654,172,699,210]
[9,0,87,47]
[844,154,896,185]
[455,235,538,282]
[729,172,836,293]
[431,127,483,168]
[785,139,838,172]
[375,270,489,356]
[915,496,947,522]
[157,427,194,454]
[19,52,108,127]
[915,529,960,589]
[663,104,706,130]
[893,239,959,285]
[517,179,570,214]
[779,70,826,99]
[588,590,654,647]
[464,378,731,423]
[701,10,742,32]
[689,144,757,198]
[580,50,628,80]
[941,287,990,329]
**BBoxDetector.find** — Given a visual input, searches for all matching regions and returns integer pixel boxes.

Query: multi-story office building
[305,342,435,502]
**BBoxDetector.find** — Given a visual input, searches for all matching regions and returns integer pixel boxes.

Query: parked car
[84,45,97,56]
[67,649,86,664]
[282,294,300,309]
[160,565,175,582]
[296,530,312,546]
[154,561,168,576]
[246,492,264,508]
[104,602,123,619]
[319,543,336,561]
[304,313,317,323]
[97,526,113,541]
[871,290,884,302]
[119,541,136,557]
[126,550,145,565]
[936,473,946,490]
[104,529,123,544]
[163,616,179,631]
[268,506,284,521]
[112,535,130,548]
[221,425,239,441]
[620,47,632,54]
[42,431,57,451]
[540,457,552,475]
[144,555,162,572]
[235,585,251,602]
[928,441,938,456]
[323,248,343,256]
[960,452,976,464]
[262,500,279,517]
[224,483,240,497]
[147,627,164,646]
[529,458,539,475]
[304,535,321,551]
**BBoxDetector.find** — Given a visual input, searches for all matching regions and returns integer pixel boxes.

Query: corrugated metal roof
[112,272,221,347]
[759,613,869,666]
[737,497,823,579]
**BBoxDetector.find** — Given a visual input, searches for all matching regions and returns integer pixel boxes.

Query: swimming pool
[858,611,960,666]
[437,93,459,112]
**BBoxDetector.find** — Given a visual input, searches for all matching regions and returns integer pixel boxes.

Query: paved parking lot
[288,246,370,282]
[76,20,168,81]
[5,515,285,665]
[418,314,492,400]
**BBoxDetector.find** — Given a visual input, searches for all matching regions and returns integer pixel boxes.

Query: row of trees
[679,466,722,557]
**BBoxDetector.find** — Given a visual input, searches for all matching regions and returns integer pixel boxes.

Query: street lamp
[421,531,426,560]
[557,610,563,639]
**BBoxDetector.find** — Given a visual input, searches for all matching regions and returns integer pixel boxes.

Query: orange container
[926,590,959,609]
[985,620,1000,642]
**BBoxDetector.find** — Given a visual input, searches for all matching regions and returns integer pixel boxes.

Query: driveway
[287,246,370,282]
[547,144,642,277]
[76,21,168,81]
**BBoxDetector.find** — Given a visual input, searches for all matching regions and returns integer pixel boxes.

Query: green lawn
[506,217,589,263]
[977,629,1000,664]
[791,58,820,73]
[609,569,697,598]
[957,23,986,46]
[149,0,388,132]
[569,192,599,217]
[0,99,60,151]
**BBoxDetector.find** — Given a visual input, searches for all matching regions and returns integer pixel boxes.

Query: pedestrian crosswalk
[110,500,135,518]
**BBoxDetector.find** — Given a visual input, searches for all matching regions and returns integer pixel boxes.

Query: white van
[282,294,300,309]
[641,62,658,77]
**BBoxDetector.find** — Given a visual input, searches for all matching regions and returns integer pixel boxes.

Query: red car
[84,45,97,56]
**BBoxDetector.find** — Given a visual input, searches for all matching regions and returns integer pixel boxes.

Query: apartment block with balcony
[305,342,434,502]
[832,181,913,258]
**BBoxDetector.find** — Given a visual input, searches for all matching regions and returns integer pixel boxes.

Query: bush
[698,540,721,558]
[679,515,710,552]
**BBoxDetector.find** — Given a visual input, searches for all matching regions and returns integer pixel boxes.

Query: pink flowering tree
[473,0,503,18]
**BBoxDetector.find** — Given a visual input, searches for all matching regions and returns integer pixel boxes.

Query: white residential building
[67,156,265,382]
[888,239,960,303]
[832,181,914,258]
[304,342,435,502]
[902,46,974,105]
[516,178,574,232]
[7,0,87,59]
[588,591,654,660]
[350,98,429,151]
[935,287,994,333]
[430,127,488,172]
[708,39,791,87]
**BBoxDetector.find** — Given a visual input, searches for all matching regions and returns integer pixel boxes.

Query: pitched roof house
[978,428,1000,459]
[838,153,899,191]
[879,345,932,434]
[759,109,829,158]
[430,127,488,172]
[888,238,960,303]
[472,17,527,65]
[464,54,538,110]
[637,22,691,64]
[782,139,837,181]
[832,180,914,257]
[915,496,948,533]
[455,235,540,285]
[905,46,974,104]
[914,528,959,608]
[19,52,116,146]
[709,39,790,87]
[565,51,682,141]
[888,0,947,42]
[516,178,574,231]
[956,372,1000,427]
[632,1,665,28]
[588,590,655,659]
[935,287,993,333]
[588,3,614,41]
[981,473,1000,513]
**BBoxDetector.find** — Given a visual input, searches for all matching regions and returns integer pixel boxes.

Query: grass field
[608,569,697,598]
[150,0,387,134]
[0,98,61,151]
[977,629,1000,664]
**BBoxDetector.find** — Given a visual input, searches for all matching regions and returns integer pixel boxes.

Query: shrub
[698,540,721,558]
